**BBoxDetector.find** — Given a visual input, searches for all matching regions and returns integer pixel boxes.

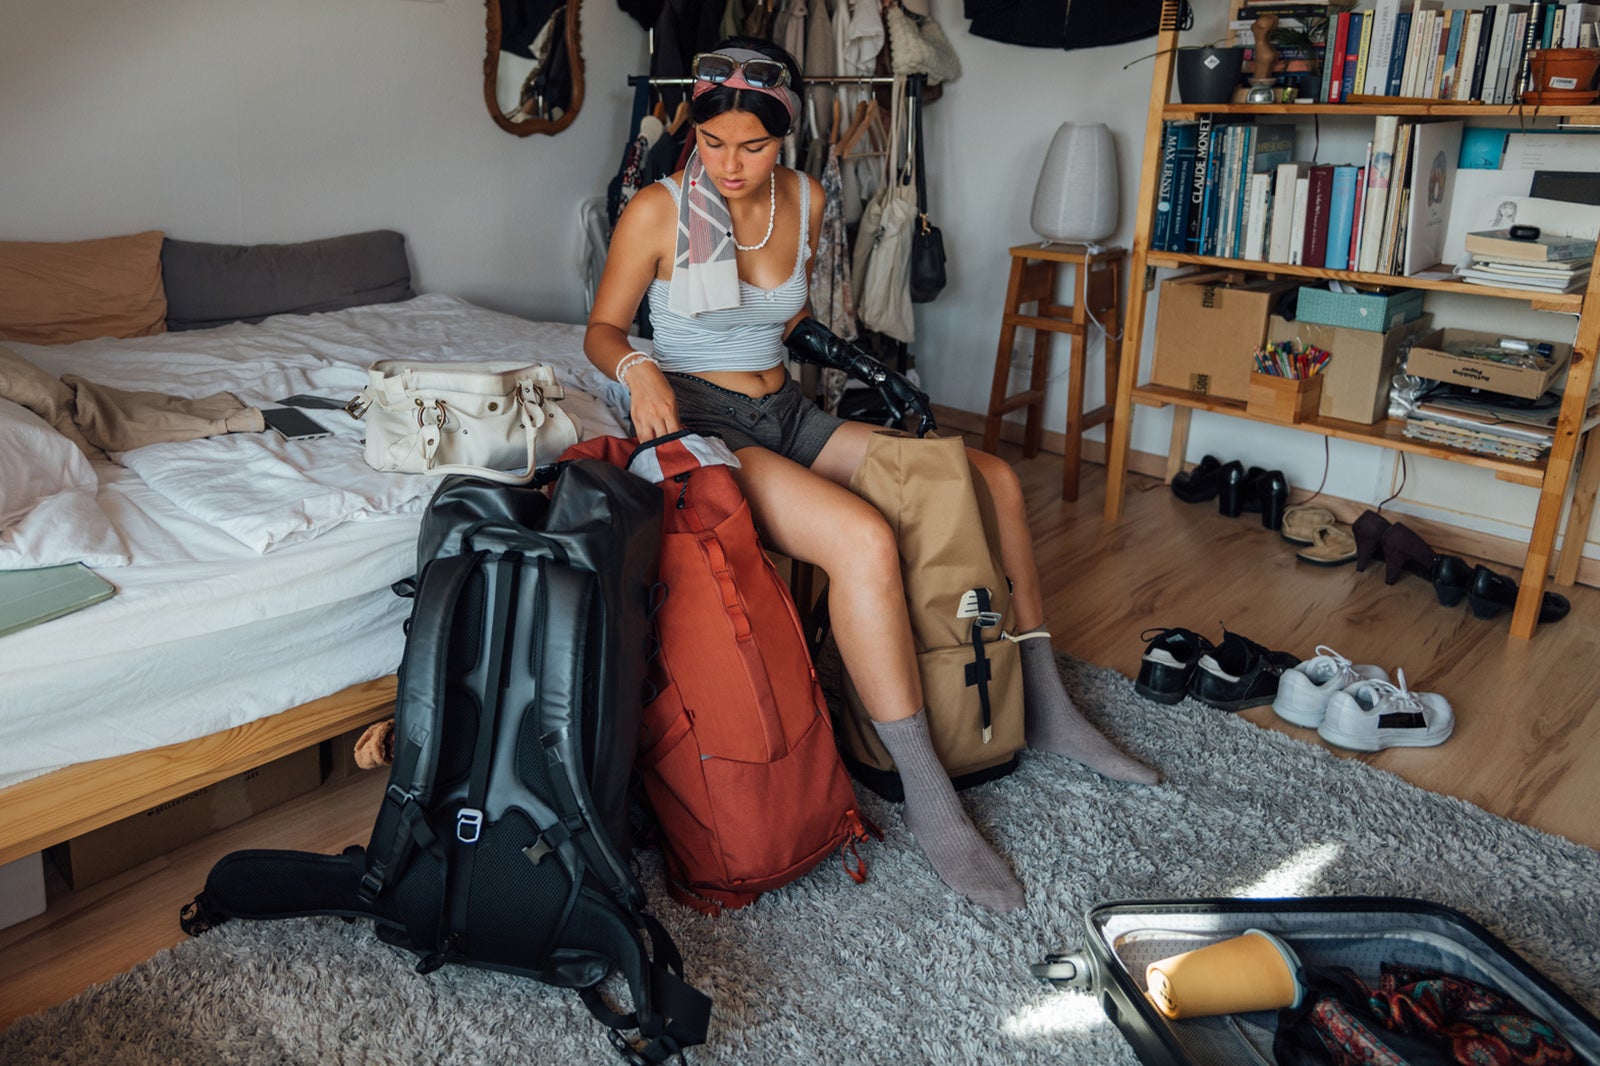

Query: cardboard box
[1152,273,1300,401]
[1404,328,1573,400]
[1247,372,1324,424]
[0,852,47,930]
[1296,285,1426,333]
[1268,314,1436,424]
[48,746,323,890]
[323,724,386,782]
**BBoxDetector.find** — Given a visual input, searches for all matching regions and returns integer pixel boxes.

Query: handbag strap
[911,75,930,218]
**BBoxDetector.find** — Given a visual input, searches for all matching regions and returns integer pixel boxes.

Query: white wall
[0,0,1582,554]
[0,0,647,322]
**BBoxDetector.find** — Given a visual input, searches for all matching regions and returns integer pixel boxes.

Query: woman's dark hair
[688,37,803,138]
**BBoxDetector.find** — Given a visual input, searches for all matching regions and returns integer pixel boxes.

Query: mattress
[0,294,632,788]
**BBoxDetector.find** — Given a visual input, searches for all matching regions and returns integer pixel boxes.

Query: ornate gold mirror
[484,0,584,136]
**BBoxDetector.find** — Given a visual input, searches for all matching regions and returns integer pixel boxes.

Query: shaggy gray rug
[4,655,1598,1065]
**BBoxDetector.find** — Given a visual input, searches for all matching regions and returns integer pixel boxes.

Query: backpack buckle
[975,611,1002,629]
[455,807,484,844]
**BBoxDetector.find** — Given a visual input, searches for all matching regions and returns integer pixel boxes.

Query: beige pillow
[0,231,168,345]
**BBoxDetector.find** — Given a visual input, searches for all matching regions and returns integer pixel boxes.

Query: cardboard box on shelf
[1404,329,1573,400]
[48,745,323,890]
[1152,273,1299,402]
[1268,314,1436,424]
[0,852,47,931]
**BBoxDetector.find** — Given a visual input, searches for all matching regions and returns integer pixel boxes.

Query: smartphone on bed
[262,406,333,441]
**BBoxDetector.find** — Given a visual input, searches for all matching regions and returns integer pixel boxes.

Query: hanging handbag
[852,77,918,344]
[908,86,947,304]
[883,1,962,86]
[346,360,580,484]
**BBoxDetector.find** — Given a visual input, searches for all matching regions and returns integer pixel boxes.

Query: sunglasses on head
[690,52,791,90]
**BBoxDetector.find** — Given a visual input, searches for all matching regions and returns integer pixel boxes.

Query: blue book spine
[1342,12,1365,100]
[1170,123,1199,254]
[1442,12,1465,97]
[1153,121,1180,252]
[1200,125,1226,257]
[1324,165,1359,269]
[1187,115,1213,253]
[1232,126,1255,259]
[1387,13,1412,96]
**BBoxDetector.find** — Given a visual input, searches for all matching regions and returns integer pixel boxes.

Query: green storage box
[1296,286,1425,333]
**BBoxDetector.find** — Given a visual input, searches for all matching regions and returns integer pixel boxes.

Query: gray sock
[1019,633,1160,785]
[872,710,1024,912]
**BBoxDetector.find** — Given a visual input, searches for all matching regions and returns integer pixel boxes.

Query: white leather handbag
[346,360,581,484]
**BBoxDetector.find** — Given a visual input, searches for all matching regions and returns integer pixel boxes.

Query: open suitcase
[1033,896,1600,1065]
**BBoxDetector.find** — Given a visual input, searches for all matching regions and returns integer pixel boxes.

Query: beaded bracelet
[615,350,657,388]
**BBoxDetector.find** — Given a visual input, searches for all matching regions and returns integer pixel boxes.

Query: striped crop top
[646,170,811,375]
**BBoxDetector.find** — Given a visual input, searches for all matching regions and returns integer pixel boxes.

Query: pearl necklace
[733,172,777,252]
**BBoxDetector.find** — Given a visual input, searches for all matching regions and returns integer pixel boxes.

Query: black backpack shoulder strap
[578,909,712,1064]
[361,549,483,903]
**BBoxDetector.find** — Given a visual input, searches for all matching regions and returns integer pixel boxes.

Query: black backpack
[180,463,712,1064]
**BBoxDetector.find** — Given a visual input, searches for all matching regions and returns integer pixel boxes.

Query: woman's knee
[969,448,1025,510]
[824,506,900,578]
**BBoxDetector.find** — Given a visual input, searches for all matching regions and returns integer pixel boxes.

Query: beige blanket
[0,343,263,458]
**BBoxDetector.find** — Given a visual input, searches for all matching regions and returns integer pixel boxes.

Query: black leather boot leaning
[1171,455,1226,503]
[1351,510,1392,573]
[1378,522,1437,585]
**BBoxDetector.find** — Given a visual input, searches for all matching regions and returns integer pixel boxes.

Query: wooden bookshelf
[1145,251,1587,310]
[1103,0,1600,639]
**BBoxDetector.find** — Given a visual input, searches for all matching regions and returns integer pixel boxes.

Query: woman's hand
[626,364,681,442]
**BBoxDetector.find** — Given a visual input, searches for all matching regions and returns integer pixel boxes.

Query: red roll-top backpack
[562,432,874,914]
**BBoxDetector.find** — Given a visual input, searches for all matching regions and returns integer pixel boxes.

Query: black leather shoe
[1189,629,1301,711]
[1255,470,1289,531]
[1216,461,1247,517]
[1134,627,1214,704]
[1172,455,1225,503]
[1429,554,1473,607]
[1466,565,1571,624]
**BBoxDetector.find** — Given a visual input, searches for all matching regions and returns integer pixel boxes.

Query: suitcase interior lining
[1091,907,1600,1064]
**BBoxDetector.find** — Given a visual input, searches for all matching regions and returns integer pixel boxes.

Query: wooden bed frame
[0,677,397,869]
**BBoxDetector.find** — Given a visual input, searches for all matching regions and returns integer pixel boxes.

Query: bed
[0,230,632,868]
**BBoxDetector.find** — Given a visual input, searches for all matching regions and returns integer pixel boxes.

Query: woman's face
[694,110,782,201]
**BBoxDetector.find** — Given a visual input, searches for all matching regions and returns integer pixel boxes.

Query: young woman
[585,39,1157,912]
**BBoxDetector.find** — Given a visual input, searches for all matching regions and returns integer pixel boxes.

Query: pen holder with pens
[1246,341,1329,424]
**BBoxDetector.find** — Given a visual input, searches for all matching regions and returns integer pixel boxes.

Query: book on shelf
[1289,172,1313,265]
[1186,116,1215,255]
[1303,164,1336,268]
[1455,10,1484,100]
[1440,9,1466,98]
[1244,172,1274,261]
[1359,116,1399,273]
[1562,3,1600,47]
[1404,120,1463,276]
[1455,263,1590,291]
[1464,229,1597,262]
[1468,256,1592,276]
[1153,121,1185,252]
[1388,11,1414,95]
[1342,11,1366,101]
[1350,143,1372,270]
[1270,161,1310,262]
[1365,0,1402,96]
[1402,418,1549,461]
[1325,165,1362,270]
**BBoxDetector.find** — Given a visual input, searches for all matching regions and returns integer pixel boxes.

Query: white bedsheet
[0,296,633,789]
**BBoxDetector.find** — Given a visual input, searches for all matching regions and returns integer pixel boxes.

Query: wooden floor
[3,450,1598,1028]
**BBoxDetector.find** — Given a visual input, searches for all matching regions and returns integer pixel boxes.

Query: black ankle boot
[1256,471,1289,531]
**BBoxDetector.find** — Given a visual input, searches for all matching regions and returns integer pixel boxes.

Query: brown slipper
[1296,522,1357,566]
[1281,504,1338,545]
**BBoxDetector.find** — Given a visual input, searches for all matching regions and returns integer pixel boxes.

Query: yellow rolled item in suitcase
[1144,929,1304,1019]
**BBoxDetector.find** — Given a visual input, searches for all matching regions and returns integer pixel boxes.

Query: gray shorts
[666,372,844,468]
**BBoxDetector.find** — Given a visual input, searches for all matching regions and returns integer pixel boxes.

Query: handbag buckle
[417,398,448,429]
[344,395,369,419]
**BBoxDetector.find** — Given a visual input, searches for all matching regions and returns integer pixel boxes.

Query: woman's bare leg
[734,444,1023,910]
[966,447,1159,785]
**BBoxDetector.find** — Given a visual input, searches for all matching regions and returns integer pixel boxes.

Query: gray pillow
[162,230,415,331]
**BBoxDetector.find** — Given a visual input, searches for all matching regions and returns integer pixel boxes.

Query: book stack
[1457,228,1596,293]
[1151,114,1461,279]
[1251,0,1600,105]
[1402,391,1600,460]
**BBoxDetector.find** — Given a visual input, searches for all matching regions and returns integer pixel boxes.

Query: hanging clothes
[810,147,859,411]
[804,0,839,140]
[834,0,885,76]
[650,0,725,108]
[771,0,808,71]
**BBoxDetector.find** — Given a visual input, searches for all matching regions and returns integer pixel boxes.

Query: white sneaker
[1316,670,1454,751]
[1270,646,1388,728]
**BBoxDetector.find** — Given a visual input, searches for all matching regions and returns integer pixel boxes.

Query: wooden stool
[981,242,1125,501]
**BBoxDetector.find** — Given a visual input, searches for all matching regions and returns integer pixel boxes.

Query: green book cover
[0,563,116,638]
